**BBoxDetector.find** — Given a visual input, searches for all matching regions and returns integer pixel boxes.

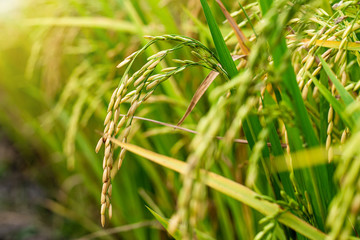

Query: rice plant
[98,0,360,239]
[2,0,360,239]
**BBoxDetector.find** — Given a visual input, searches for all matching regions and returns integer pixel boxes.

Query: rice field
[1,0,360,239]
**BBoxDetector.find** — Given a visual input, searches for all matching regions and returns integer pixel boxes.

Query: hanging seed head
[117,116,127,131]
[146,80,159,91]
[302,84,309,100]
[109,204,113,219]
[148,59,161,70]
[143,90,154,102]
[148,74,163,81]
[328,107,334,122]
[134,75,146,87]
[116,51,138,68]
[104,145,111,159]
[102,155,107,169]
[107,89,118,112]
[105,137,111,147]
[161,67,177,72]
[108,184,112,197]
[128,101,138,116]
[101,212,105,227]
[326,135,332,150]
[144,35,155,40]
[168,214,181,235]
[116,58,131,68]
[117,157,123,169]
[102,181,109,194]
[301,55,309,64]
[104,111,112,126]
[144,35,165,40]
[328,146,334,162]
[321,49,332,59]
[312,86,319,98]
[95,138,103,153]
[327,121,334,135]
[335,50,343,63]
[106,195,110,208]
[104,123,110,135]
[305,55,315,71]
[135,83,145,94]
[312,66,321,76]
[124,76,134,88]
[121,127,131,140]
[102,167,109,183]
[119,148,127,161]
[117,84,125,98]
[341,130,347,144]
[114,96,122,110]
[107,156,114,168]
[148,51,167,60]
[113,109,120,124]
[101,193,106,204]
[108,121,115,136]
[120,94,131,104]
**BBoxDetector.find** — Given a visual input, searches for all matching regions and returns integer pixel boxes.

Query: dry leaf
[177,55,246,126]
[177,71,219,126]
[216,0,250,55]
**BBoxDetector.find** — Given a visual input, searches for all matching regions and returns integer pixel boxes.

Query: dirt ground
[0,130,55,240]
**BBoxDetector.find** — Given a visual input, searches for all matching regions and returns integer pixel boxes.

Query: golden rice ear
[98,33,253,228]
[108,204,113,219]
[95,137,103,153]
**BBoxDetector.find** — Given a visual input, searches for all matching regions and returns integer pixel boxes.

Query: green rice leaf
[318,55,355,107]
[200,0,238,78]
[146,207,181,239]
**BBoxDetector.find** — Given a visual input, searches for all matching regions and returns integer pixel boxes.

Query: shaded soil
[0,132,54,240]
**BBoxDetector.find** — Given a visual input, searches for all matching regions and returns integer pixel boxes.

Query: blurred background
[0,0,224,239]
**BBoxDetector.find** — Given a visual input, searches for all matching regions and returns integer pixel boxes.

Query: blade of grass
[146,207,181,240]
[258,0,272,14]
[200,0,238,78]
[213,190,235,239]
[238,1,258,38]
[318,55,355,106]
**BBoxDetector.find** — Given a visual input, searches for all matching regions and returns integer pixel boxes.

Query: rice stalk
[96,34,228,227]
